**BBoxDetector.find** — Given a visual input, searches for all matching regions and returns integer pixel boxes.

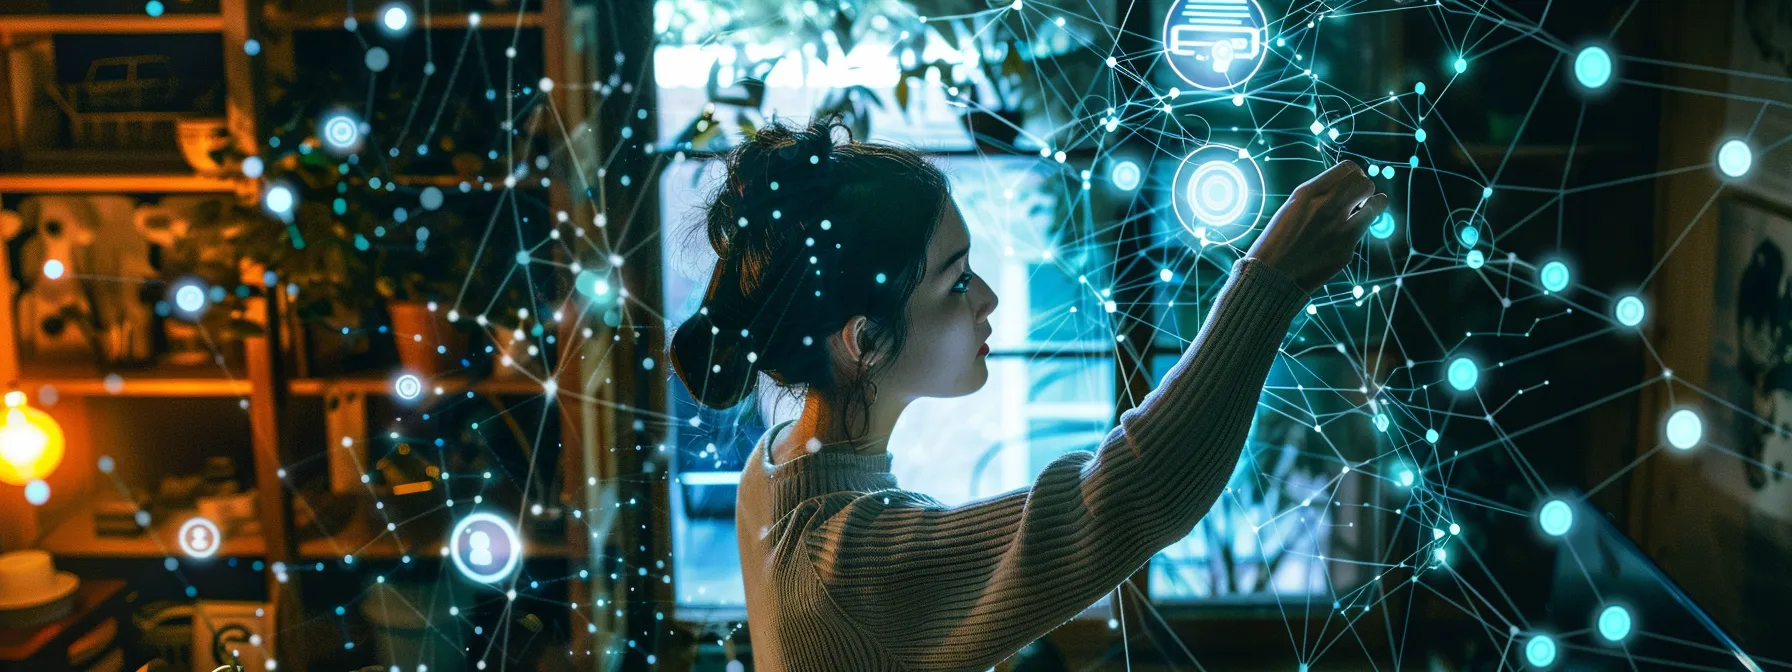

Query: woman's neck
[772,388,909,463]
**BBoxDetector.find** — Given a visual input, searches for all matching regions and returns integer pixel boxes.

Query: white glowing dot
[42,259,64,280]
[381,4,410,31]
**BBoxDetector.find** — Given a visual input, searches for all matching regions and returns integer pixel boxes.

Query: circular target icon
[1171,143,1266,246]
[450,511,522,584]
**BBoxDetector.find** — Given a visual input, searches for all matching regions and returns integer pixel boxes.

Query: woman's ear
[831,316,882,372]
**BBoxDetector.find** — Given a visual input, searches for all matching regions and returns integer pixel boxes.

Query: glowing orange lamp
[0,391,63,486]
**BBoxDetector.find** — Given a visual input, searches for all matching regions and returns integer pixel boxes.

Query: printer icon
[1166,0,1263,73]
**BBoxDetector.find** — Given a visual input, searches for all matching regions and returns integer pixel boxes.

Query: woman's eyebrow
[936,246,969,277]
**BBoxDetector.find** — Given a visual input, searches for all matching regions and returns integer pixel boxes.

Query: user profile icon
[450,511,522,584]
[1171,143,1266,246]
[178,516,223,559]
[1162,0,1269,91]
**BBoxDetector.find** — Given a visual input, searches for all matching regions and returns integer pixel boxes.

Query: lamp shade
[0,392,63,486]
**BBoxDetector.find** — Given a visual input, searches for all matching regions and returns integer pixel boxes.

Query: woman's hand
[1245,160,1389,293]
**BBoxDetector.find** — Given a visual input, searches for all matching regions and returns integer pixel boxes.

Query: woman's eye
[952,270,976,294]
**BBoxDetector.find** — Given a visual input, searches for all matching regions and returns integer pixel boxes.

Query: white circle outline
[394,373,424,400]
[450,511,523,584]
[1171,144,1265,245]
[1160,0,1269,91]
[178,517,223,559]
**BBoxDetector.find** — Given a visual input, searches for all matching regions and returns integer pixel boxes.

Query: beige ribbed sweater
[735,258,1310,672]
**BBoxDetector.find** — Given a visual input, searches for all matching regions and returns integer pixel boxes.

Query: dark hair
[668,114,951,441]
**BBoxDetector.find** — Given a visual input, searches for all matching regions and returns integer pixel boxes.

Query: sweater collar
[758,419,899,514]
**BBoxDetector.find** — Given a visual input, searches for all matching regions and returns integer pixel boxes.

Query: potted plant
[371,207,477,376]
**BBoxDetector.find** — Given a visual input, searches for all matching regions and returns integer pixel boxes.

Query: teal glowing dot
[515,251,530,265]
[875,272,887,284]
[1458,225,1480,247]
[1615,295,1646,326]
[1414,128,1427,143]
[1408,155,1419,168]
[98,456,115,473]
[1397,469,1415,487]
[24,480,49,506]
[1597,605,1632,642]
[1540,261,1570,292]
[1482,186,1493,199]
[146,0,165,16]
[1718,140,1753,178]
[1539,499,1573,536]
[1454,57,1468,74]
[1447,357,1478,391]
[1368,165,1381,177]
[1425,428,1438,443]
[1415,81,1427,95]
[1466,250,1485,269]
[1524,634,1557,667]
[1368,212,1396,240]
[1666,408,1703,450]
[1575,46,1613,89]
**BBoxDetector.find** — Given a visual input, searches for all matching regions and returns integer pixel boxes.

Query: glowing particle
[1111,160,1141,191]
[145,0,164,16]
[1524,634,1556,667]
[174,284,207,314]
[1368,212,1396,240]
[1453,57,1468,74]
[1539,499,1573,536]
[365,47,391,72]
[1458,225,1479,247]
[1446,357,1478,391]
[381,4,410,32]
[1466,250,1485,269]
[1612,295,1645,327]
[1425,428,1438,444]
[24,479,49,505]
[1414,128,1427,143]
[264,185,295,217]
[1575,46,1612,89]
[1598,605,1632,641]
[394,374,423,400]
[42,260,64,280]
[242,156,264,178]
[1665,408,1702,450]
[320,112,361,153]
[1539,261,1570,292]
[1718,140,1753,178]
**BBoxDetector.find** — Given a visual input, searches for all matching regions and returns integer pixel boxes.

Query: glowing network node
[1614,295,1646,326]
[145,0,164,17]
[241,156,264,179]
[366,47,391,72]
[1538,499,1573,536]
[1539,261,1570,292]
[173,282,208,315]
[381,4,411,32]
[1171,144,1265,246]
[1466,250,1486,269]
[23,479,49,506]
[1575,46,1613,89]
[394,374,424,401]
[451,511,523,584]
[1446,357,1478,391]
[1453,57,1468,74]
[1524,634,1557,667]
[1111,160,1142,191]
[1717,139,1753,178]
[1425,428,1439,444]
[1458,225,1480,247]
[264,184,296,220]
[1597,605,1632,642]
[42,260,64,280]
[320,112,363,154]
[1665,408,1702,450]
[1161,0,1269,90]
[1367,211,1396,240]
[179,516,223,559]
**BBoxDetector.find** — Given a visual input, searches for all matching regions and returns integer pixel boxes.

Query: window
[652,0,1364,624]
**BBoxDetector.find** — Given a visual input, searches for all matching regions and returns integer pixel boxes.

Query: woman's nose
[977,278,999,321]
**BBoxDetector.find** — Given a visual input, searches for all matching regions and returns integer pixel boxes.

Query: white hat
[0,550,79,611]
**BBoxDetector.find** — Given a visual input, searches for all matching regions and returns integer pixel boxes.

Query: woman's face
[874,201,999,400]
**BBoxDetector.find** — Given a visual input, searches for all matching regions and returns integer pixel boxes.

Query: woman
[669,115,1387,671]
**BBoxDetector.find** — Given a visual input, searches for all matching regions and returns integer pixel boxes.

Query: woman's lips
[978,343,990,356]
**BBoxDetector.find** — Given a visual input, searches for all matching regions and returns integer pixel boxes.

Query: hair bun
[669,307,760,409]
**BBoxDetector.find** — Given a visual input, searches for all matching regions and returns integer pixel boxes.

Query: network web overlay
[76,0,1792,670]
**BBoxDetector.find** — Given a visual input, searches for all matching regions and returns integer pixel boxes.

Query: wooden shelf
[40,501,265,559]
[0,174,250,194]
[263,9,542,30]
[0,15,224,35]
[18,362,251,397]
[288,372,549,397]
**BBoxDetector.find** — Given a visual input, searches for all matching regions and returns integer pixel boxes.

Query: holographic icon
[394,373,423,401]
[1171,143,1265,246]
[451,511,521,584]
[178,516,222,559]
[1162,0,1268,91]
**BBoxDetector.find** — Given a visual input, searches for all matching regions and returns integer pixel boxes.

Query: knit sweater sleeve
[801,258,1310,672]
